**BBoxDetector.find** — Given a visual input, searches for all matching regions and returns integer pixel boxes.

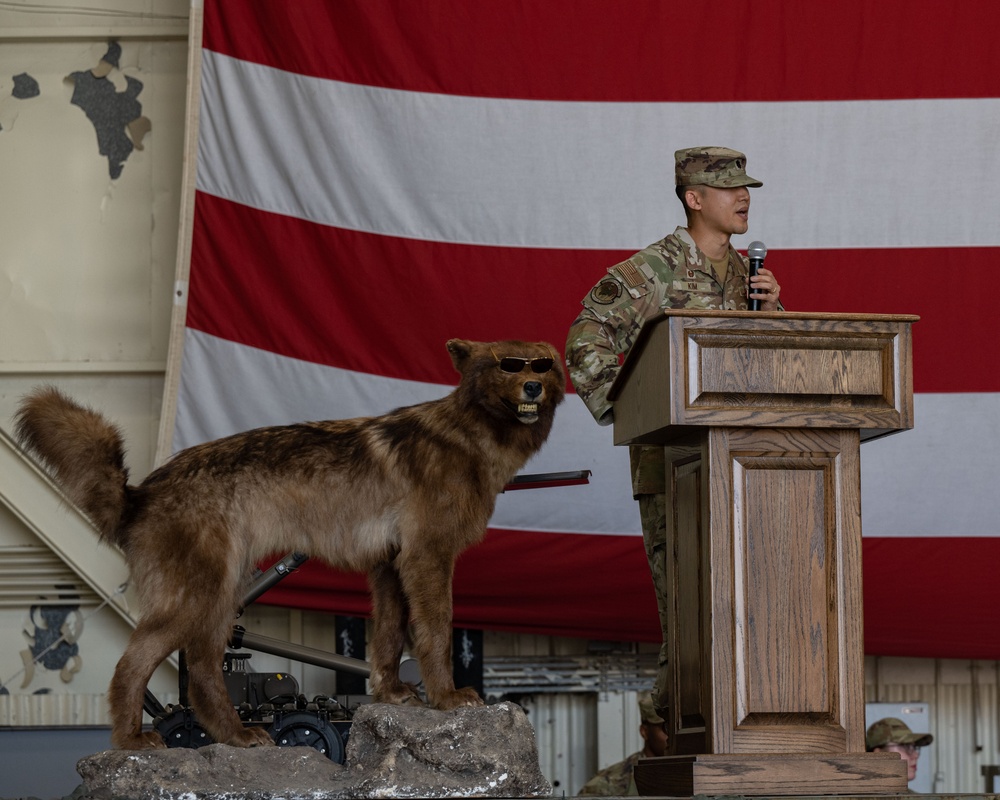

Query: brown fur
[13,338,564,750]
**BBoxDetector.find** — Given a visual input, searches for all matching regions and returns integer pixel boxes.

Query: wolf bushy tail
[14,386,130,549]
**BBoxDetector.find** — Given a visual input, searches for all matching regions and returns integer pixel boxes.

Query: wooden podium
[607,310,918,796]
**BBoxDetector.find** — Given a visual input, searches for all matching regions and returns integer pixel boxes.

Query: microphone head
[748,241,767,259]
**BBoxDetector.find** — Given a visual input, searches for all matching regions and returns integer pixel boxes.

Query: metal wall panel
[0,692,180,727]
[518,692,598,797]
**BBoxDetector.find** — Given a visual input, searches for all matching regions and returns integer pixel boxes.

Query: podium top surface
[607,310,917,444]
[627,309,919,322]
[609,309,919,402]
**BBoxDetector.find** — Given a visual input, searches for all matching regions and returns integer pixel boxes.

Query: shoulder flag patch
[615,258,645,289]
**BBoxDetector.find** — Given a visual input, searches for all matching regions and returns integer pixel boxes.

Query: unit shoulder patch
[590,279,622,305]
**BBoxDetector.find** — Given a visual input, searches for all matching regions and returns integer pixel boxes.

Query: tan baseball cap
[675,146,763,188]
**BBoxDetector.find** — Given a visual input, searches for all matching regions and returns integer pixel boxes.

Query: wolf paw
[432,686,484,710]
[374,682,425,706]
[400,692,426,707]
[227,726,275,747]
[114,730,169,750]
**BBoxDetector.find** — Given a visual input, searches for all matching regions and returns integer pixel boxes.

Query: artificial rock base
[75,701,551,799]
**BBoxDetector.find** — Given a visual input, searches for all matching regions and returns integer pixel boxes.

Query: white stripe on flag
[861,392,1000,538]
[198,50,1000,251]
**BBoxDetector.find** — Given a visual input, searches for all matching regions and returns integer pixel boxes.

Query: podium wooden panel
[607,310,917,796]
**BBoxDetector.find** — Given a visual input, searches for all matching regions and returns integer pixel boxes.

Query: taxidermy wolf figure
[14,338,565,749]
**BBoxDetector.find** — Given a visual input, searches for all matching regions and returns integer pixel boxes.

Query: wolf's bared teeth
[518,403,539,415]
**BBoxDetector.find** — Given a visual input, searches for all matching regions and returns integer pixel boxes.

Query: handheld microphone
[747,240,767,311]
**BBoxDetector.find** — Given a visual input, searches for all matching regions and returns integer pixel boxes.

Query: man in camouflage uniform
[577,695,668,796]
[565,147,782,719]
[866,717,933,785]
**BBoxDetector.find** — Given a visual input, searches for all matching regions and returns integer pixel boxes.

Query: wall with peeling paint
[0,2,191,720]
[0,35,185,474]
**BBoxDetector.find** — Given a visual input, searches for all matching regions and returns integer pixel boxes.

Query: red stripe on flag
[202,0,1000,102]
[256,529,661,642]
[863,538,1000,660]
[187,193,995,393]
[186,192,622,385]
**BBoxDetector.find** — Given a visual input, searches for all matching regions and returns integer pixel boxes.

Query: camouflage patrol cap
[865,717,933,749]
[675,146,763,188]
[639,695,665,725]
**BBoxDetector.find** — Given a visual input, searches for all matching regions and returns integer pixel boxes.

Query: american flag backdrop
[166,0,1000,657]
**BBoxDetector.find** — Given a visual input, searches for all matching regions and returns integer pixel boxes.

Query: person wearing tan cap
[578,696,669,796]
[566,146,782,718]
[866,717,933,784]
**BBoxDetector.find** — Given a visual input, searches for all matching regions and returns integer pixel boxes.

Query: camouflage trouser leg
[637,491,670,717]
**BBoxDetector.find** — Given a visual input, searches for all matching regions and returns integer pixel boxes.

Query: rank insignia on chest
[591,279,622,304]
[687,270,696,278]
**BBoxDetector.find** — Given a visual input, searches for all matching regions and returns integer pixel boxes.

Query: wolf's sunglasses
[490,347,555,374]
